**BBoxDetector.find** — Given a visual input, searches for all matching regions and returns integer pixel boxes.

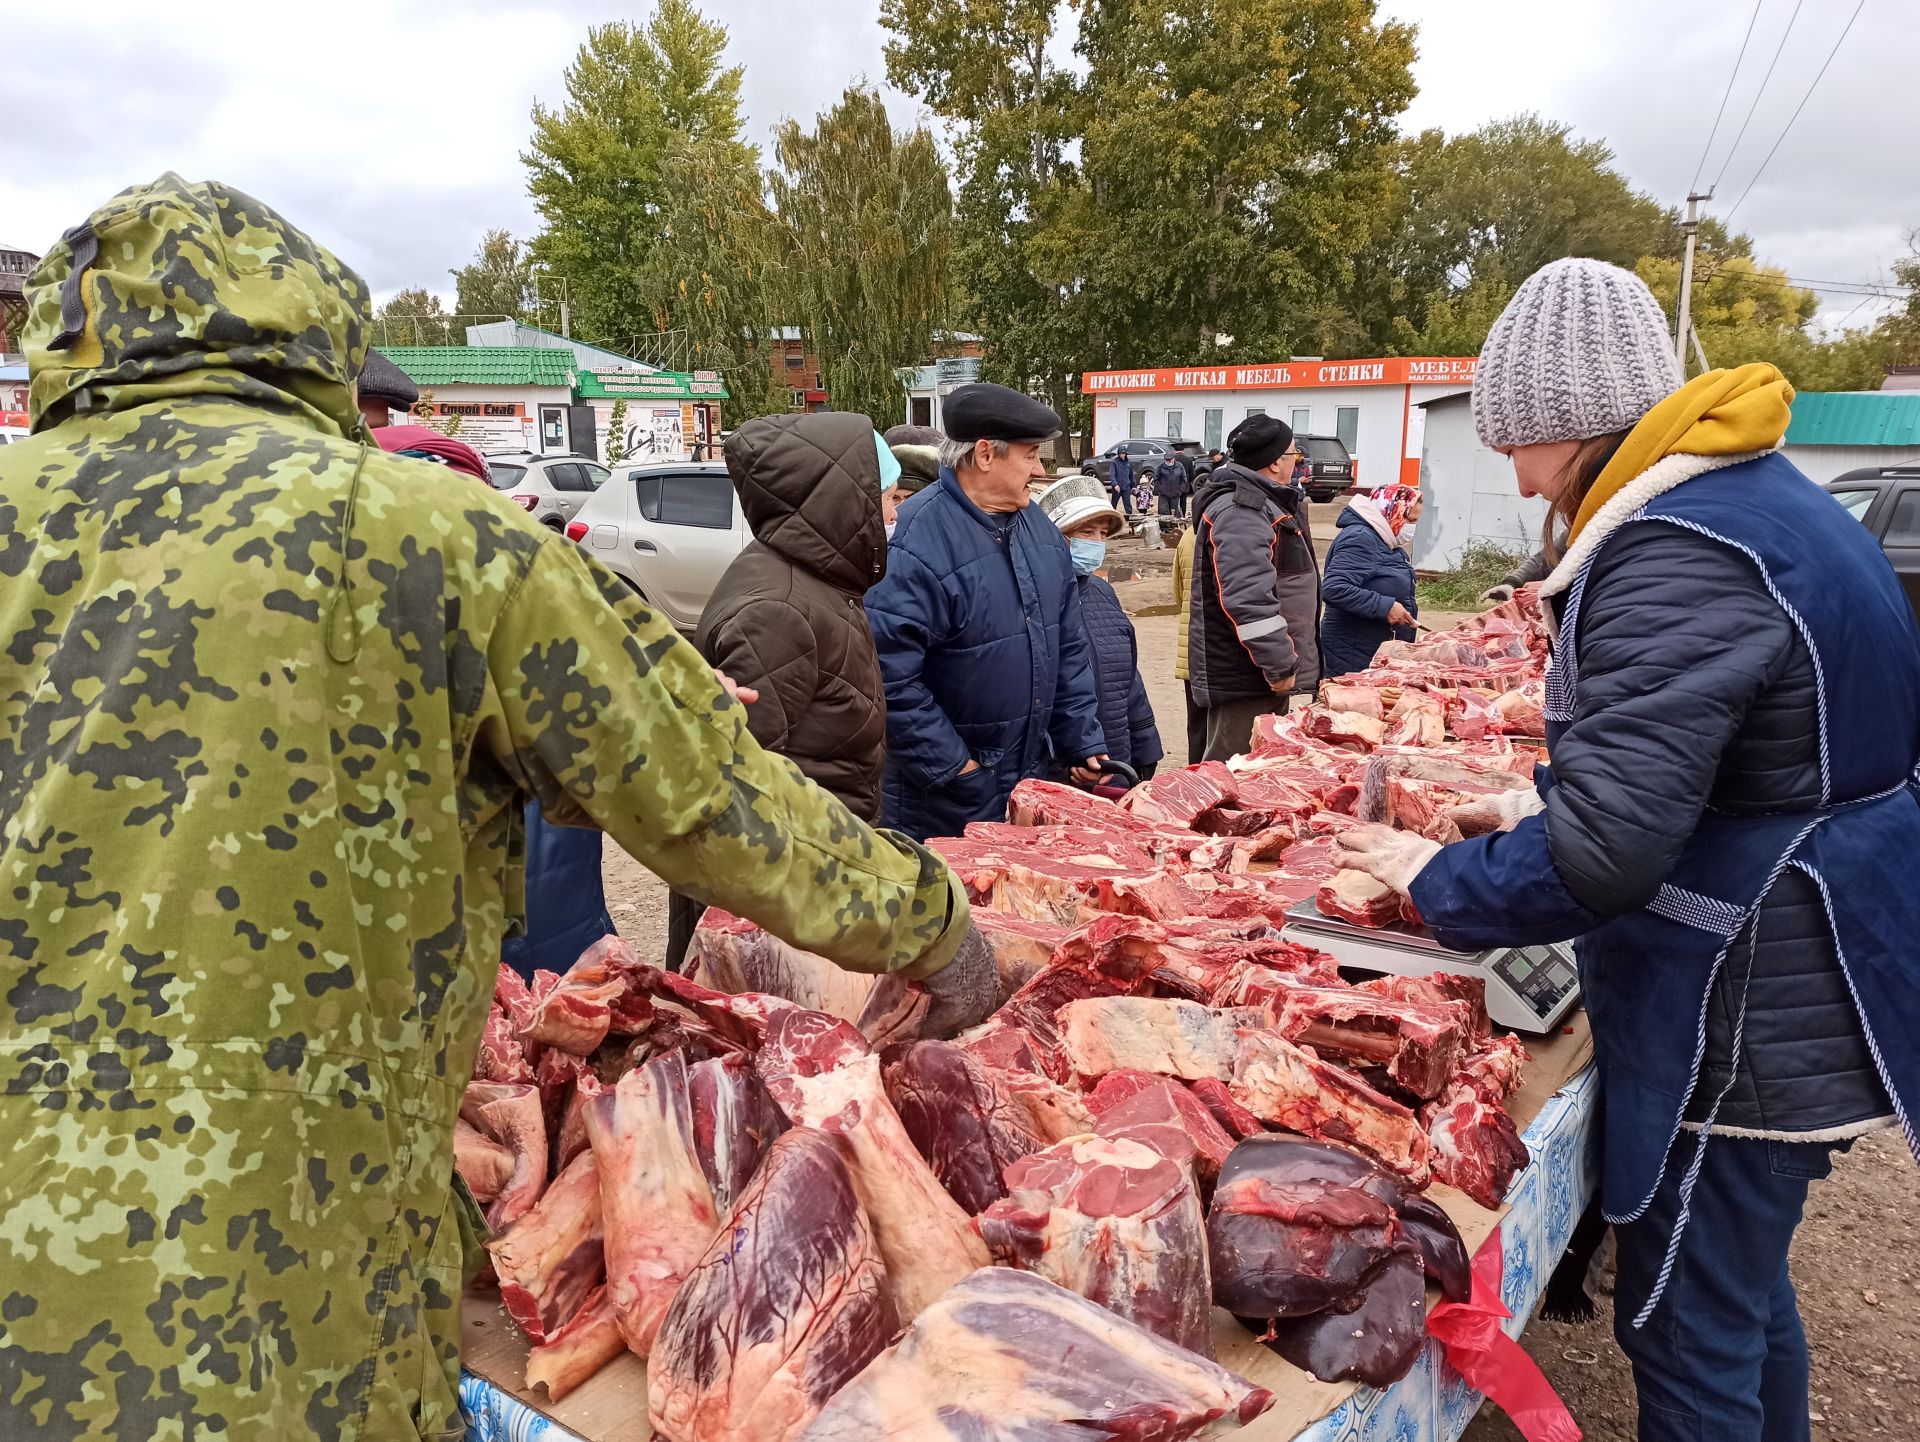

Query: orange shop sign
[1081,356,1476,394]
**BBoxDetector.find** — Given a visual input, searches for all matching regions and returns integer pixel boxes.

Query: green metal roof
[571,368,729,402]
[376,346,576,388]
[1784,391,1920,449]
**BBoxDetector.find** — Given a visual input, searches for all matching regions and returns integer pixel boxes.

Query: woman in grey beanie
[1336,256,1920,1442]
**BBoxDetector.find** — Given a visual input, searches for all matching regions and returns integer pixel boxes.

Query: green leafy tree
[452,229,535,325]
[374,287,456,347]
[1873,231,1920,370]
[605,397,629,463]
[523,1,749,349]
[771,86,954,425]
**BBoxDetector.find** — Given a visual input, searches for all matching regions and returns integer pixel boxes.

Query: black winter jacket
[1188,463,1322,706]
[1550,525,1888,1136]
[1065,574,1163,775]
[1153,458,1191,499]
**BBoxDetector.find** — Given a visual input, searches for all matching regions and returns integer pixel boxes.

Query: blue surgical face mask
[1069,537,1106,576]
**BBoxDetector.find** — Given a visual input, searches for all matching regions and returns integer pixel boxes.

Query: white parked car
[565,461,750,631]
[486,451,612,531]
[0,425,27,446]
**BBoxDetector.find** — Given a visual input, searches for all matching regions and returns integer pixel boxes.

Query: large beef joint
[884,1039,1047,1214]
[649,1127,896,1442]
[797,1268,1274,1440]
[1270,984,1468,1100]
[486,1149,604,1346]
[1316,870,1406,929]
[977,1134,1216,1356]
[1422,1078,1533,1209]
[1230,1031,1433,1184]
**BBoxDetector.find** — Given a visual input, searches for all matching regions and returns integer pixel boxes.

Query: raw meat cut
[990,1066,1100,1143]
[959,961,1128,1084]
[797,1267,1275,1441]
[1008,776,1151,832]
[1230,1031,1433,1183]
[884,1040,1047,1214]
[685,909,928,1044]
[973,910,1072,996]
[1210,1135,1470,1305]
[1088,1071,1236,1185]
[1053,913,1338,999]
[1358,972,1492,1042]
[1463,1032,1531,1100]
[1209,1161,1404,1318]
[1318,682,1386,717]
[631,964,801,1055]
[1301,707,1386,750]
[649,1127,896,1442]
[1493,681,1546,735]
[1121,759,1239,825]
[1190,1077,1268,1141]
[1057,996,1249,1082]
[487,1149,604,1346]
[976,1134,1216,1356]
[455,1118,515,1203]
[964,821,1161,872]
[1259,1244,1428,1386]
[1268,983,1468,1100]
[688,1052,787,1212]
[581,1050,720,1354]
[525,1285,626,1401]
[757,1008,990,1318]
[1316,870,1405,928]
[461,1080,549,1229]
[520,936,645,1054]
[1422,1078,1532,1208]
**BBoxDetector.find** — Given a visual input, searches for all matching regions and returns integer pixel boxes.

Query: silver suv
[566,461,749,631]
[485,451,612,530]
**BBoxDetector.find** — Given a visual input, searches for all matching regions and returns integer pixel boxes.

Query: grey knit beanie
[1472,257,1682,449]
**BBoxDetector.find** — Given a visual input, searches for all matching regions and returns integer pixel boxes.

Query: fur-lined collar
[1538,449,1773,599]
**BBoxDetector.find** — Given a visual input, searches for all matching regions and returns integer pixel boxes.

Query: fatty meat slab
[756,1008,991,1318]
[486,1149,605,1346]
[685,909,928,1045]
[1087,1071,1237,1186]
[797,1267,1275,1441]
[1267,983,1469,1100]
[648,1127,897,1442]
[525,1286,626,1402]
[1230,1030,1433,1184]
[461,1080,549,1228]
[976,1134,1216,1357]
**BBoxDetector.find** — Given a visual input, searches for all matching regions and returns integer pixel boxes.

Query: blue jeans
[1613,1134,1838,1442]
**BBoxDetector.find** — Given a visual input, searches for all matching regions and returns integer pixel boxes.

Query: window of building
[790,389,808,410]
[1165,409,1184,440]
[1335,406,1360,453]
[1128,409,1146,438]
[1203,408,1223,450]
[1290,406,1312,435]
[784,351,805,369]
[1245,406,1266,420]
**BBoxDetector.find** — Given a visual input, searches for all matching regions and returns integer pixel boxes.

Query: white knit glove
[1333,824,1443,896]
[1448,788,1547,837]
[1479,584,1516,604]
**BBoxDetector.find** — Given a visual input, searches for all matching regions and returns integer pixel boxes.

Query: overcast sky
[5,0,1910,335]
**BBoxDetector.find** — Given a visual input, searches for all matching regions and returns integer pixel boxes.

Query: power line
[1710,0,1805,192]
[1723,0,1869,225]
[1690,0,1767,194]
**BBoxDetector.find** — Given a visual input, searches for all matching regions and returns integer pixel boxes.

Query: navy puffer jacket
[1063,574,1163,775]
[866,472,1107,841]
[1320,503,1417,679]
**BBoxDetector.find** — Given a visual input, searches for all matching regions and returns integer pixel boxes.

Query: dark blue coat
[1320,504,1417,679]
[1063,574,1163,775]
[500,801,615,981]
[866,472,1108,841]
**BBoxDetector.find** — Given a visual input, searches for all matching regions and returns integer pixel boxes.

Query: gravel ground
[598,546,1920,1438]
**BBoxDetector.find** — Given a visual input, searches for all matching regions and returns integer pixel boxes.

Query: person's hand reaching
[1332,824,1442,895]
[715,669,760,705]
[921,924,999,1038]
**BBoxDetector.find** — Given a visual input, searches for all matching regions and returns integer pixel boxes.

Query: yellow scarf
[1567,362,1795,546]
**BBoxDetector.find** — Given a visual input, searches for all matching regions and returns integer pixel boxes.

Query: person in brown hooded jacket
[665,411,894,963]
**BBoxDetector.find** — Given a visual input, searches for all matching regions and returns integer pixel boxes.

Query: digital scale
[1283,896,1580,1034]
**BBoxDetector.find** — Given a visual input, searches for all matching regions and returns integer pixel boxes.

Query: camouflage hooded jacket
[0,176,969,1440]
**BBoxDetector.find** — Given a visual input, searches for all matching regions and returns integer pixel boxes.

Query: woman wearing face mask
[1319,481,1423,680]
[1335,258,1920,1442]
[1039,477,1164,782]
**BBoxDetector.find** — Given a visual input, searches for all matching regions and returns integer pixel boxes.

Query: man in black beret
[1186,412,1323,760]
[356,348,420,434]
[865,383,1110,839]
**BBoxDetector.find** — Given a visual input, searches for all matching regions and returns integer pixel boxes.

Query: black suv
[1296,434,1357,502]
[1081,437,1198,485]
[1824,465,1920,620]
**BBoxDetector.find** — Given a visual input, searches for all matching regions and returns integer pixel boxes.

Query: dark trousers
[1111,484,1133,515]
[1199,693,1289,762]
[500,804,614,982]
[665,889,704,973]
[1158,494,1188,518]
[1183,682,1205,767]
[1613,1134,1838,1442]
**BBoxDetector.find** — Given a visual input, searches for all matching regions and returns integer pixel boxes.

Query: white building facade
[1082,356,1478,491]
[1411,391,1546,572]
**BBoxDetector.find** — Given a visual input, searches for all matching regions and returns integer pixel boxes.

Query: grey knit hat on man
[1471,257,1682,450]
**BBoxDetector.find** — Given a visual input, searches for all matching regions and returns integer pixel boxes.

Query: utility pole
[1675,189,1711,373]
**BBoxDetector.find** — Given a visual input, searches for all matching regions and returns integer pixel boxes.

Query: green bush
[1418,538,1529,612]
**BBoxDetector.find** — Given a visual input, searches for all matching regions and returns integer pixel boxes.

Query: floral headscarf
[1369,482,1420,537]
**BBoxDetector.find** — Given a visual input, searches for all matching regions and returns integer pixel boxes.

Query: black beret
[1227,413,1294,471]
[943,383,1062,444]
[358,349,420,408]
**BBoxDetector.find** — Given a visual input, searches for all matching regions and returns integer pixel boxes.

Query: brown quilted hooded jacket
[697,412,889,820]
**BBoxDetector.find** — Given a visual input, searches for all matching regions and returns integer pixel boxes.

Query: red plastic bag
[1427,1227,1583,1442]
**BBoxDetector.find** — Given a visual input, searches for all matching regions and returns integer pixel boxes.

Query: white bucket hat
[1038,475,1125,537]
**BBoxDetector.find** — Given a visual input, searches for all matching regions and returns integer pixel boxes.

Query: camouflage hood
[23,172,371,439]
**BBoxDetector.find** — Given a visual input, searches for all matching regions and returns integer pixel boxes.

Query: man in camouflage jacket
[0,176,980,1440]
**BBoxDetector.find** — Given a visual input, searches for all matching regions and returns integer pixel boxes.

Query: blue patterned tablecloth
[461,1064,1598,1442]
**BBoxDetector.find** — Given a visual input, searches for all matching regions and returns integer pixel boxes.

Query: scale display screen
[1490,945,1579,1019]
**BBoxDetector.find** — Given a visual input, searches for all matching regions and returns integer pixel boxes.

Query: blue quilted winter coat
[866,471,1107,841]
[1320,503,1418,679]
